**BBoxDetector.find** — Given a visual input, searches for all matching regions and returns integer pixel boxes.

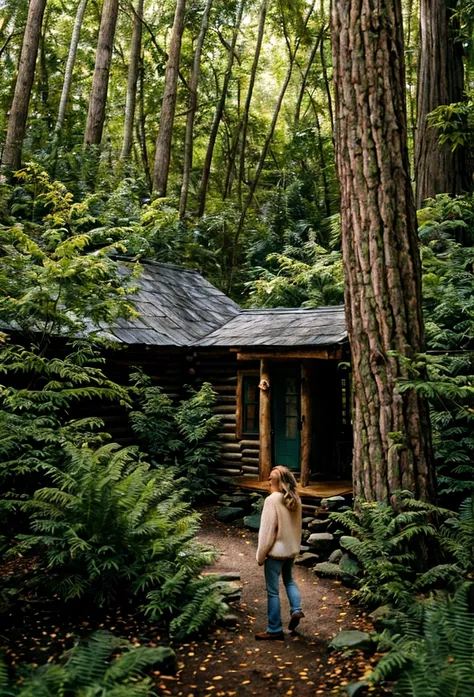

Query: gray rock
[321,495,347,511]
[151,646,177,674]
[243,513,261,530]
[313,562,341,578]
[299,545,310,553]
[295,552,319,567]
[329,549,343,564]
[228,494,253,508]
[369,604,398,631]
[329,630,372,651]
[340,553,361,580]
[213,572,241,582]
[302,516,314,527]
[218,613,239,628]
[307,532,334,552]
[308,518,330,532]
[216,506,245,523]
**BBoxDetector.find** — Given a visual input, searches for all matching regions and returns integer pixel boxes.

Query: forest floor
[161,506,388,697]
[1,506,389,697]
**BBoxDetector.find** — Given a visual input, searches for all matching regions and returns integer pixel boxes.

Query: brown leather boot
[288,611,305,631]
[255,631,285,640]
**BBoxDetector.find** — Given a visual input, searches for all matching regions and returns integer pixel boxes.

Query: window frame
[236,370,260,439]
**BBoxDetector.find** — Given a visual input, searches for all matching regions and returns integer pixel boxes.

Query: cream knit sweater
[256,491,302,566]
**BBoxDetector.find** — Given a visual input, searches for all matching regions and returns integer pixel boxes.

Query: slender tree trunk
[320,29,334,140]
[2,0,47,170]
[152,0,187,196]
[196,0,245,217]
[179,0,213,217]
[237,0,267,204]
[137,55,152,191]
[294,26,323,127]
[331,0,435,503]
[415,0,466,208]
[53,0,88,143]
[84,0,119,147]
[120,0,144,160]
[228,1,316,291]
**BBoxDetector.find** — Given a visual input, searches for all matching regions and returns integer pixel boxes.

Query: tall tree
[53,0,89,140]
[331,0,436,503]
[120,0,145,161]
[415,0,466,208]
[196,0,245,216]
[84,0,119,147]
[179,0,213,217]
[152,0,187,196]
[1,0,47,170]
[237,0,267,204]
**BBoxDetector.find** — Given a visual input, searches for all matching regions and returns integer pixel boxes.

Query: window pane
[247,382,258,402]
[286,416,298,439]
[245,404,258,432]
[242,375,259,434]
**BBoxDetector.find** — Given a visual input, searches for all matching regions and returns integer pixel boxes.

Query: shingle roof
[196,306,347,348]
[105,259,240,346]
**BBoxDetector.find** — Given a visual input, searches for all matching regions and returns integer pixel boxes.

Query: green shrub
[330,493,465,609]
[9,443,228,638]
[129,374,221,502]
[370,584,474,697]
[0,631,175,697]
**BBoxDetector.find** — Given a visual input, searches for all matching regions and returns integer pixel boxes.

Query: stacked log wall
[195,350,260,478]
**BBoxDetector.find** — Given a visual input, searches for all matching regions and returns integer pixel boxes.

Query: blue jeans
[264,557,302,633]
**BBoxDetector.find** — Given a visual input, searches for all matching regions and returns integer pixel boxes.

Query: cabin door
[272,366,301,471]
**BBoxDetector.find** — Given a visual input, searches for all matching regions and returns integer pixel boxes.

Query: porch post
[300,360,312,487]
[259,358,272,481]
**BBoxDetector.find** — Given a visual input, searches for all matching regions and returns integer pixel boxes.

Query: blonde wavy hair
[272,466,301,511]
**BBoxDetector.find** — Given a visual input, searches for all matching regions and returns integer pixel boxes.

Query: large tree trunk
[54,0,88,138]
[196,0,245,217]
[179,0,213,217]
[415,0,466,208]
[1,0,47,170]
[120,0,145,160]
[84,0,119,147]
[331,0,436,504]
[152,0,187,196]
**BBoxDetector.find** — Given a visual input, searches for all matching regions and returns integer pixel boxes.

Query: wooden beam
[235,372,243,440]
[300,360,312,488]
[259,358,272,482]
[237,348,343,361]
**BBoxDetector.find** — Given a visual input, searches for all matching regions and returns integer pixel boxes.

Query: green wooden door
[272,367,301,470]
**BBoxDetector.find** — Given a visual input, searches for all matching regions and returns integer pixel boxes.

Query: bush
[129,374,221,502]
[9,443,229,638]
[370,584,474,697]
[0,631,175,697]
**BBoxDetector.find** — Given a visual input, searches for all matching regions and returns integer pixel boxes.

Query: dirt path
[164,507,379,697]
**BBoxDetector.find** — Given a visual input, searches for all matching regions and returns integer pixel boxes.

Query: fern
[8,443,226,637]
[0,631,174,697]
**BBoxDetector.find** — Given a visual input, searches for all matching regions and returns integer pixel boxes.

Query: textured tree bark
[415,0,466,208]
[137,55,152,191]
[179,0,213,217]
[300,361,312,488]
[152,0,187,196]
[331,0,436,503]
[54,0,88,138]
[120,0,144,160]
[84,0,119,147]
[2,0,47,170]
[196,0,245,217]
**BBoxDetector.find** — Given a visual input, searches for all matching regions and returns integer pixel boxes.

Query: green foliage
[129,374,221,502]
[0,631,174,697]
[370,584,474,697]
[330,492,469,609]
[9,442,228,637]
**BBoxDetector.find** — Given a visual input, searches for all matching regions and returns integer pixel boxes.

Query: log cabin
[100,258,353,497]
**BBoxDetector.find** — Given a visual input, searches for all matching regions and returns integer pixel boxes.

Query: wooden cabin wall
[194,350,259,479]
[74,345,189,445]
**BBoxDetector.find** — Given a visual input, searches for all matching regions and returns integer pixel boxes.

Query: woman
[255,466,304,640]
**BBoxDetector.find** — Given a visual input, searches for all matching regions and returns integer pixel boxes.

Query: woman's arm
[256,496,278,565]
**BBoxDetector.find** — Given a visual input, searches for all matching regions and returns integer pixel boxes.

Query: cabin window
[242,374,260,435]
